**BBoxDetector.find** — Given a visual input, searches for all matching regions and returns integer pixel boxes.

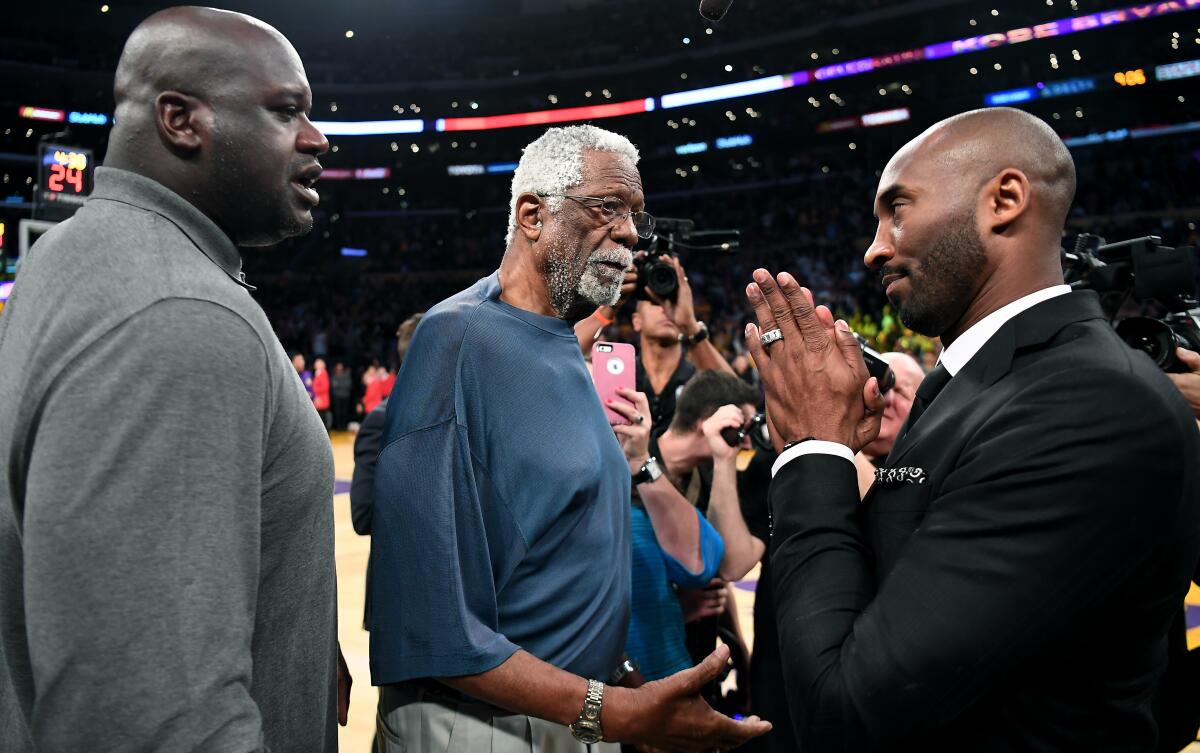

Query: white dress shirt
[771,284,1073,477]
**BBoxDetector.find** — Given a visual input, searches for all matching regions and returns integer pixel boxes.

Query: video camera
[1062,234,1200,372]
[633,218,740,303]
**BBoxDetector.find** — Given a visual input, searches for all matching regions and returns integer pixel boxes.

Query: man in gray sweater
[0,7,345,751]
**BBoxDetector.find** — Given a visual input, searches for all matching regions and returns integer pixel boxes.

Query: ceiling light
[345,30,354,38]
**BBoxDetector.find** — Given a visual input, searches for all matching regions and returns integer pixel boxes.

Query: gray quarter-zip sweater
[0,167,337,752]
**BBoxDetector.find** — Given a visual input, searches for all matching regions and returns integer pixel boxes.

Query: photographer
[633,371,765,714]
[1167,346,1200,420]
[632,255,736,433]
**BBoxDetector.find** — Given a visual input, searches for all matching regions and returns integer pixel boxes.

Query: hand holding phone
[592,342,637,425]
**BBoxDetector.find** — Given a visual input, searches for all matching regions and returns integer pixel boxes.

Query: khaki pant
[378,684,621,753]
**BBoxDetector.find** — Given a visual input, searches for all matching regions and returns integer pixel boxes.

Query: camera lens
[647,259,678,301]
[1115,317,1175,369]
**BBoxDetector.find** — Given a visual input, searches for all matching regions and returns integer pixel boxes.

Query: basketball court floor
[329,431,1200,752]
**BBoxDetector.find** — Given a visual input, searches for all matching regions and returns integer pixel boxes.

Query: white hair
[505,125,640,246]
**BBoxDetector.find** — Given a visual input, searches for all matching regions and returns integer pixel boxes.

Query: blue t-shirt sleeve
[661,508,724,588]
[369,419,522,683]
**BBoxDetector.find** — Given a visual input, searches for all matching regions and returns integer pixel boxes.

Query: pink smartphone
[592,341,636,426]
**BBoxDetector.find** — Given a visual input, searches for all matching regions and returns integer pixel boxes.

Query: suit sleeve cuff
[772,440,854,477]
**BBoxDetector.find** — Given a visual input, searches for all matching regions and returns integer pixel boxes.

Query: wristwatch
[678,320,709,345]
[632,456,664,485]
[569,678,605,744]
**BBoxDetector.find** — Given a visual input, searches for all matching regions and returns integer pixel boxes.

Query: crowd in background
[260,136,1200,414]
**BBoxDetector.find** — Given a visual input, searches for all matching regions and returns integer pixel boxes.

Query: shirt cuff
[771,440,855,477]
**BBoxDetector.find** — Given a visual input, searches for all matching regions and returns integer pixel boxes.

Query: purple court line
[334,480,352,496]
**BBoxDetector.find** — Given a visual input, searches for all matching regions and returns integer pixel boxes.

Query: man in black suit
[743,107,1200,752]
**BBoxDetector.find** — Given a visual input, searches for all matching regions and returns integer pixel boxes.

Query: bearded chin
[577,265,622,310]
[895,208,986,337]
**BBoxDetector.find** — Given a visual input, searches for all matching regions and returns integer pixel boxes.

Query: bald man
[743,107,1199,752]
[0,8,343,752]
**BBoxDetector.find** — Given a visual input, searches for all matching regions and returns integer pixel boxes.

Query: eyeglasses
[537,193,656,239]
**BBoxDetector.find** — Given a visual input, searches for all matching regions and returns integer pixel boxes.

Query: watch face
[570,723,603,745]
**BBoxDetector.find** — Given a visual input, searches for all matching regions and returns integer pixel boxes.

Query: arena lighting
[18,106,65,122]
[1130,120,1200,138]
[798,0,1200,83]
[318,167,392,180]
[486,162,519,173]
[817,117,860,132]
[1156,57,1200,80]
[311,119,424,136]
[339,247,368,257]
[985,87,1038,106]
[447,164,486,176]
[436,99,654,132]
[1041,76,1096,96]
[0,281,12,302]
[715,134,754,148]
[675,141,709,155]
[67,111,108,126]
[1061,118,1200,147]
[43,2,1200,137]
[861,107,911,127]
[660,75,797,109]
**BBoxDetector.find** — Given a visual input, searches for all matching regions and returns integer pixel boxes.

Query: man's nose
[610,214,639,250]
[865,227,894,270]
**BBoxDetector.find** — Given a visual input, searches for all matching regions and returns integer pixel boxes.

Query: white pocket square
[874,466,927,486]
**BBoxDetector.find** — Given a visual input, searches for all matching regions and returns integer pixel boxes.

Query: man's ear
[154,91,208,155]
[631,310,643,332]
[515,192,544,242]
[984,167,1031,235]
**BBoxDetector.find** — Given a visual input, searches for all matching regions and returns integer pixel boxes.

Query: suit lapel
[880,291,1105,471]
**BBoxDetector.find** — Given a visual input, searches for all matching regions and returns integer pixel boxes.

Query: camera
[633,218,740,303]
[721,413,772,452]
[1063,234,1200,372]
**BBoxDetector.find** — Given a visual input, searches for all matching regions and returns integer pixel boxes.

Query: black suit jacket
[769,291,1200,752]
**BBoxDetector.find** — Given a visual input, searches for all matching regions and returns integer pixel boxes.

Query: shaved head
[888,107,1076,231]
[106,6,328,246]
[866,108,1075,342]
[114,7,295,119]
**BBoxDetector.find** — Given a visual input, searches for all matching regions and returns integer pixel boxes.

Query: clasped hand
[743,269,884,453]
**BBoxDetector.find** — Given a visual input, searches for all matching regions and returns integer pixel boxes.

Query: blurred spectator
[358,366,383,416]
[293,353,314,400]
[652,370,764,711]
[331,362,352,430]
[313,358,331,430]
[350,313,424,538]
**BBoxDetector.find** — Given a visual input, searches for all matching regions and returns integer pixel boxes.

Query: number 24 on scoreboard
[47,163,84,193]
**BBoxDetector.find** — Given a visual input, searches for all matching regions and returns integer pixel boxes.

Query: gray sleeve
[22,298,272,753]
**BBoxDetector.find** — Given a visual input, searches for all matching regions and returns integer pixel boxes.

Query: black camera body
[633,218,740,303]
[1063,234,1200,372]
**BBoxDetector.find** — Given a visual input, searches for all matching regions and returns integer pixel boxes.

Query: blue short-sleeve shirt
[369,272,632,684]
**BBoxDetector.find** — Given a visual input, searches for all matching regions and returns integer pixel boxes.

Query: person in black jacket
[350,313,423,537]
[743,106,1200,752]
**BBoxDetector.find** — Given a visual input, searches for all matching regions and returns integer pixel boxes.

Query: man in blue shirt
[626,370,764,682]
[370,125,769,753]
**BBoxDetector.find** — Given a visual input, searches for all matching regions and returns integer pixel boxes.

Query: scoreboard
[35,143,93,220]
